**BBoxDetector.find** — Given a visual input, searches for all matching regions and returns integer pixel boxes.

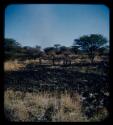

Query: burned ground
[4,60,110,120]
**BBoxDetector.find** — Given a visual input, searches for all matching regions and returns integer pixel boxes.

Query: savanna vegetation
[4,34,109,122]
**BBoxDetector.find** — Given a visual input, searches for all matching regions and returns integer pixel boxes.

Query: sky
[5,4,109,48]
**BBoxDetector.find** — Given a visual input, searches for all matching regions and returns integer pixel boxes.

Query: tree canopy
[4,34,109,62]
[74,34,108,63]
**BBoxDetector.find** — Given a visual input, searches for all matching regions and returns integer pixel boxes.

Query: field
[4,55,109,122]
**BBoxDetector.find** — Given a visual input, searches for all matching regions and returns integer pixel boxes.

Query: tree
[74,34,108,64]
[23,45,43,62]
[34,46,44,64]
[4,38,21,51]
[4,38,22,60]
[70,45,80,54]
[54,44,61,55]
[44,47,56,65]
[98,45,109,56]
[35,45,41,50]
[59,46,71,65]
[59,46,69,54]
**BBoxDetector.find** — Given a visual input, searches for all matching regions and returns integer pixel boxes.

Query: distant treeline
[4,34,109,63]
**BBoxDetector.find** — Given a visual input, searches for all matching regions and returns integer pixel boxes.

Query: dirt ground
[4,55,109,122]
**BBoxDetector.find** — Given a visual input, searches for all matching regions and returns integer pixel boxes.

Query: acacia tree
[4,38,22,60]
[34,45,43,64]
[44,47,56,65]
[98,45,109,56]
[60,46,71,65]
[54,44,61,55]
[70,45,79,54]
[4,38,21,51]
[74,34,108,64]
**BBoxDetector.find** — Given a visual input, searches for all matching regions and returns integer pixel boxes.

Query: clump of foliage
[74,34,108,63]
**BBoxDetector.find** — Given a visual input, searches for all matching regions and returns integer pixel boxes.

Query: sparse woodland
[4,34,109,122]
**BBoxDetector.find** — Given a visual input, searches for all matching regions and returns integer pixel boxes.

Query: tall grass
[4,89,88,122]
[4,60,25,71]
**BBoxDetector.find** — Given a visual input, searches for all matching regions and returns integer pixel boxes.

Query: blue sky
[5,4,109,48]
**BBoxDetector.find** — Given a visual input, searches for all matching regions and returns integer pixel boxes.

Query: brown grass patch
[4,60,25,71]
[4,89,88,122]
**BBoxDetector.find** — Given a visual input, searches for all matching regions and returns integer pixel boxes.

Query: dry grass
[4,89,109,122]
[88,107,109,122]
[4,59,48,71]
[4,55,102,71]
[4,60,25,71]
[24,59,40,65]
[4,58,109,122]
[4,89,88,122]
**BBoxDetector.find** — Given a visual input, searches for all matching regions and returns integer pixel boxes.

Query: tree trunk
[39,58,42,65]
[90,56,94,64]
[63,58,65,65]
[69,60,71,65]
[52,56,55,65]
